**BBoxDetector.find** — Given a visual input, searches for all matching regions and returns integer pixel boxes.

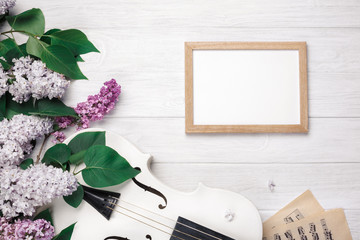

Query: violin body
[52,129,263,240]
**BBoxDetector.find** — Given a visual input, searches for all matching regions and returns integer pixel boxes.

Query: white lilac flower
[8,56,70,103]
[0,65,9,97]
[0,140,25,166]
[0,114,53,166]
[0,164,78,218]
[0,0,16,15]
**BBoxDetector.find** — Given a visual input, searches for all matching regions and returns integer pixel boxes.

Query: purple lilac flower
[54,116,74,129]
[0,164,78,218]
[51,131,66,143]
[0,0,16,15]
[0,114,53,166]
[75,79,121,129]
[0,217,55,240]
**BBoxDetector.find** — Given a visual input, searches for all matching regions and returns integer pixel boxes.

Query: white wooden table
[20,0,360,238]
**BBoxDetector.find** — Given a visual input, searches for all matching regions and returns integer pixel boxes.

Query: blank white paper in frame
[193,49,300,125]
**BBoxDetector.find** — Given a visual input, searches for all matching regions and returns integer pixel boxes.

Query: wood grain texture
[51,28,360,74]
[88,118,360,164]
[20,0,360,238]
[150,163,360,210]
[17,1,360,28]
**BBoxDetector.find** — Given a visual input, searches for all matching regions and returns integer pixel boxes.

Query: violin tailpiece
[82,185,121,220]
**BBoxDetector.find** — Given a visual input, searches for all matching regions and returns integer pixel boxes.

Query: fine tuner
[52,129,263,240]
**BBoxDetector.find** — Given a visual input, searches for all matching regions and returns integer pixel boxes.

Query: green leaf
[34,98,78,117]
[68,150,86,165]
[6,8,45,36]
[42,143,71,168]
[75,55,84,62]
[49,29,99,56]
[26,36,48,58]
[5,93,37,119]
[0,58,11,69]
[53,223,76,240]
[4,42,27,62]
[82,145,140,188]
[63,184,84,208]
[20,158,34,170]
[40,45,87,79]
[68,131,105,154]
[0,94,5,121]
[40,28,61,45]
[34,208,53,226]
[0,38,17,56]
[67,131,106,165]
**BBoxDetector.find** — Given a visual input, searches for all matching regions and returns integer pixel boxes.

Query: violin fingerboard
[170,216,235,240]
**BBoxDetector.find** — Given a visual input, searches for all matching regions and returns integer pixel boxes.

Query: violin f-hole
[104,235,151,240]
[132,167,168,209]
[104,236,130,240]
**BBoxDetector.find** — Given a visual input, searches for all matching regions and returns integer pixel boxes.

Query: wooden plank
[15,0,360,28]
[83,118,360,163]
[260,210,359,239]
[63,72,360,118]
[44,27,360,74]
[149,163,360,210]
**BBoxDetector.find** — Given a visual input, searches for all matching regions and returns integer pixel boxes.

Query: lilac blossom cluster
[0,164,78,218]
[51,131,66,143]
[75,79,121,129]
[54,116,74,129]
[0,0,16,15]
[51,79,121,142]
[0,217,55,240]
[5,56,70,103]
[0,114,53,166]
[0,65,9,97]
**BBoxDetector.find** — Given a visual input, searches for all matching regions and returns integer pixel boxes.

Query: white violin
[52,128,263,240]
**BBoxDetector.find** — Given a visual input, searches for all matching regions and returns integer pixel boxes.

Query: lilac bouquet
[0,1,134,239]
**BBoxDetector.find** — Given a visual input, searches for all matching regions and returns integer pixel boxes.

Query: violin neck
[170,216,235,240]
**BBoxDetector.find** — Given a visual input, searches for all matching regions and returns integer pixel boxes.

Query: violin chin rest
[82,185,121,220]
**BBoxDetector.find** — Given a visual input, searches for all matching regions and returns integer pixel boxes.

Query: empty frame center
[193,49,300,125]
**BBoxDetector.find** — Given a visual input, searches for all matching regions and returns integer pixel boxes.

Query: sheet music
[263,190,353,240]
[263,209,352,240]
[263,190,324,234]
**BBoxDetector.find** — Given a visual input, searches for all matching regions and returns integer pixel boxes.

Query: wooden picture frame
[185,42,308,133]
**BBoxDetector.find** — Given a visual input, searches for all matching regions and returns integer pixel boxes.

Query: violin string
[109,202,202,240]
[109,198,222,240]
[116,198,222,240]
[119,199,174,222]
[106,205,186,240]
